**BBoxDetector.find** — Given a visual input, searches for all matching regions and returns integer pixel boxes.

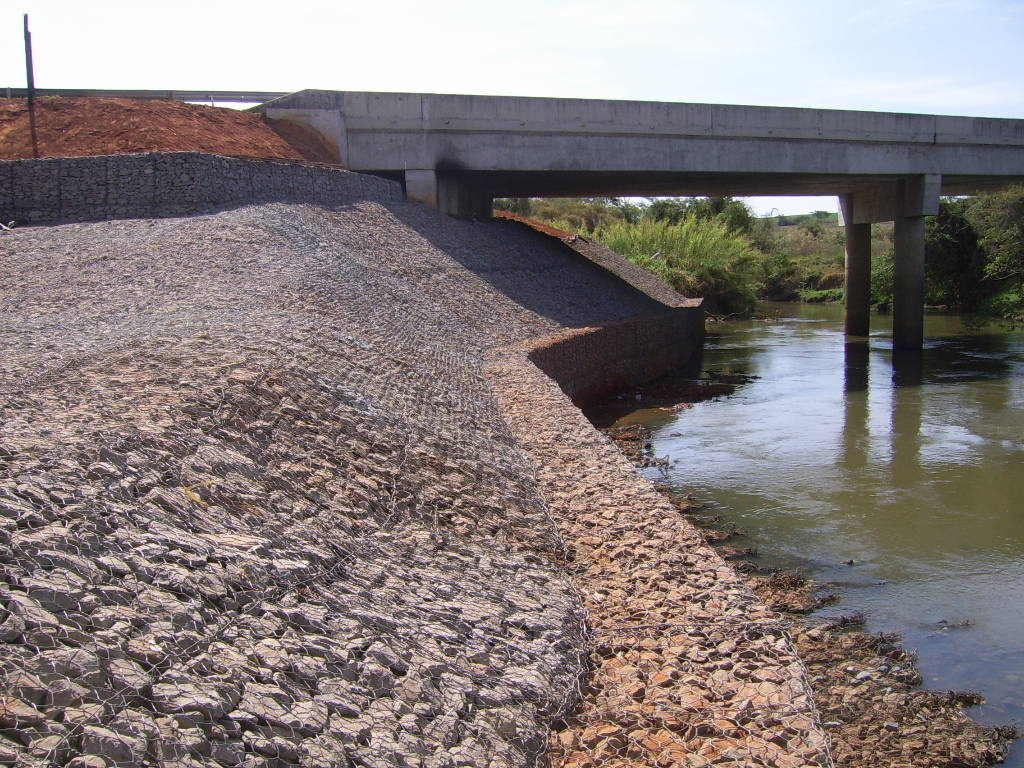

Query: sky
[4,0,1023,215]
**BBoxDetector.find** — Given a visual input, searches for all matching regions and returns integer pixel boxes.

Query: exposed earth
[0,98,331,162]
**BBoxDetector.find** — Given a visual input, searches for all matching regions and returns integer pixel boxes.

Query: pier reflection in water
[620,303,1024,762]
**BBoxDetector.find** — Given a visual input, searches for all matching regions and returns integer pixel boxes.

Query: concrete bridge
[259,90,1024,348]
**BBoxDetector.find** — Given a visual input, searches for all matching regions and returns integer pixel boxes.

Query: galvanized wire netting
[1,198,834,768]
[484,350,835,768]
[1,199,675,768]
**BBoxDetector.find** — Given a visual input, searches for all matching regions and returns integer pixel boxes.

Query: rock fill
[0,199,700,768]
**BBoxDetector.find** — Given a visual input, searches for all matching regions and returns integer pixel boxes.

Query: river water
[604,303,1024,762]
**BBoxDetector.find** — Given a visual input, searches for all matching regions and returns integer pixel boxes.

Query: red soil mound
[494,209,573,238]
[0,97,325,162]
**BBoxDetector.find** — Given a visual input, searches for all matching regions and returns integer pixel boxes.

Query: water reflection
[890,349,924,478]
[841,341,869,470]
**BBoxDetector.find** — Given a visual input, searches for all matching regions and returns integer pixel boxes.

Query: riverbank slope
[2,189,827,767]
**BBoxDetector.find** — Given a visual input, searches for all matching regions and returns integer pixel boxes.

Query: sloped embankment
[1,190,827,767]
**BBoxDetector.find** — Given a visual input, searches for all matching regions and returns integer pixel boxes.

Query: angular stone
[92,586,135,607]
[27,733,72,764]
[237,683,328,735]
[133,587,199,629]
[0,696,47,727]
[125,634,168,666]
[22,570,95,613]
[47,678,90,708]
[32,550,102,580]
[0,608,26,641]
[4,592,60,629]
[152,680,239,720]
[364,641,409,675]
[61,702,106,731]
[5,670,48,706]
[357,662,396,698]
[328,714,372,745]
[314,679,365,718]
[80,726,146,768]
[65,757,108,768]
[247,639,289,670]
[300,736,350,768]
[96,556,132,577]
[0,735,18,765]
[106,657,153,696]
[209,738,246,766]
[32,648,105,688]
[242,729,300,762]
[107,709,160,740]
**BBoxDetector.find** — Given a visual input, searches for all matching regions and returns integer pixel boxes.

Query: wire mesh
[2,199,832,768]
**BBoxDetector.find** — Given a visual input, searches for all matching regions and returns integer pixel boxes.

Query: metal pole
[24,14,35,104]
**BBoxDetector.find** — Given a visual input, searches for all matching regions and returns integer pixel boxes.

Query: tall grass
[594,216,762,315]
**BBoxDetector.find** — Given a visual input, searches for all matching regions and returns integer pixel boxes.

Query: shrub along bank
[496,188,1024,326]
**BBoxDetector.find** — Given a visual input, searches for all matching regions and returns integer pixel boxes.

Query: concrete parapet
[0,152,401,227]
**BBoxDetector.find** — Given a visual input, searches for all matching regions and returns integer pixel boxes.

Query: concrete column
[404,170,492,219]
[893,215,926,349]
[438,177,492,219]
[404,170,438,209]
[840,194,871,337]
[892,175,939,350]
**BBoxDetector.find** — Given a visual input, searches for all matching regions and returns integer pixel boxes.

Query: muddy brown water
[600,302,1024,765]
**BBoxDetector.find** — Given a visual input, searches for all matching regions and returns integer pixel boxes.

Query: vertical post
[24,14,35,104]
[841,193,872,337]
[893,215,926,349]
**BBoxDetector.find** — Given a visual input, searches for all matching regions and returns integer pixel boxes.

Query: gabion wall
[0,153,401,227]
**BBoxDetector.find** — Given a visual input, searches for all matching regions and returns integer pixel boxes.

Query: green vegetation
[495,196,846,315]
[494,187,1024,324]
[594,217,762,315]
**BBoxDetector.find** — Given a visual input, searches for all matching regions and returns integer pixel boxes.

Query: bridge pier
[893,213,926,349]
[404,170,492,219]
[841,194,872,338]
[841,174,940,349]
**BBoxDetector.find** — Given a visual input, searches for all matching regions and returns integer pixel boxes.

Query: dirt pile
[0,97,327,162]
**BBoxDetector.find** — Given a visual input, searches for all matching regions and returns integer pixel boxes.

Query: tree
[970,186,1024,282]
[969,185,1024,324]
[924,198,987,309]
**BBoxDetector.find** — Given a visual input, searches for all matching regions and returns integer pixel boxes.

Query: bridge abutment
[404,169,492,219]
